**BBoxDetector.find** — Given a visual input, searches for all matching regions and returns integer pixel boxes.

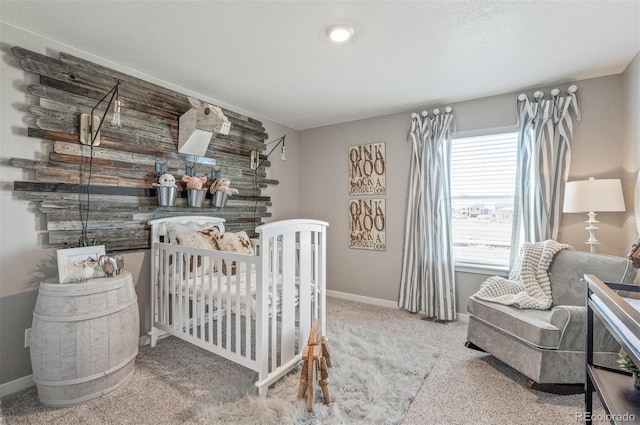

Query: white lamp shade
[563,178,626,213]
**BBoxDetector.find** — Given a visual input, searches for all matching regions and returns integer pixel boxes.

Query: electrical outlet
[24,328,31,348]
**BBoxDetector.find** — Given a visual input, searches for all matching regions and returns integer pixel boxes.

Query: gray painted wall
[299,73,637,314]
[622,51,640,250]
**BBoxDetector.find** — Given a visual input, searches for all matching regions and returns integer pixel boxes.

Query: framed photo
[57,245,106,283]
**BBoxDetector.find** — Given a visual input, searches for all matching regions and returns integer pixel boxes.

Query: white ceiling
[2,1,639,130]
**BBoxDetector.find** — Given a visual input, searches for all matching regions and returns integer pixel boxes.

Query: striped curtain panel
[399,108,456,321]
[510,86,581,267]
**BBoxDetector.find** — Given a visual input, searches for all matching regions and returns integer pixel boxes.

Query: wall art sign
[349,142,386,195]
[349,198,386,251]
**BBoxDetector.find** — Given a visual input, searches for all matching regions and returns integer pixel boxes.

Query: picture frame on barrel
[57,245,106,283]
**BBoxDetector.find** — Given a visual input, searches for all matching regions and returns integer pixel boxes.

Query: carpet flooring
[0,297,604,424]
[192,320,439,424]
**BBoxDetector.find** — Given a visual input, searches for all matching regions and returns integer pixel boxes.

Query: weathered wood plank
[16,181,272,201]
[25,192,273,208]
[35,168,122,187]
[15,181,154,197]
[39,201,268,214]
[26,192,156,205]
[47,219,146,231]
[13,156,272,190]
[48,228,149,244]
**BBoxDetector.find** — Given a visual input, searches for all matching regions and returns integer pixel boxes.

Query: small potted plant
[617,352,640,389]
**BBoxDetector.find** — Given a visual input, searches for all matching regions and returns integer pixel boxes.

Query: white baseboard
[456,312,470,323]
[326,290,398,309]
[0,374,34,397]
[326,290,469,323]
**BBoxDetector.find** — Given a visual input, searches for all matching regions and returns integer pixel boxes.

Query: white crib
[148,216,328,395]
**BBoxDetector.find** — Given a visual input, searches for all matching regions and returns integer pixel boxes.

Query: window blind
[450,132,518,267]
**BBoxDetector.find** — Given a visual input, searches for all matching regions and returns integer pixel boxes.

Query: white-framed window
[450,131,518,268]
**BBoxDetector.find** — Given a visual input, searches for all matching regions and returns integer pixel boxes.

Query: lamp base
[584,211,600,254]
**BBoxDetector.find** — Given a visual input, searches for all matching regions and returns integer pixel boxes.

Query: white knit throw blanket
[473,240,573,310]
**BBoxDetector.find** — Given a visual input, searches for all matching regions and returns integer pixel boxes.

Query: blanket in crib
[473,240,573,310]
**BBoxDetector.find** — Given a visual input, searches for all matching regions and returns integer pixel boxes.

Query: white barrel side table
[30,271,139,407]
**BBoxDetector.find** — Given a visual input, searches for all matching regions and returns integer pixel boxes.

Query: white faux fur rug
[192,320,439,424]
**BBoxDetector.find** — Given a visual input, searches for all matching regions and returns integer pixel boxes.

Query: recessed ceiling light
[326,24,354,43]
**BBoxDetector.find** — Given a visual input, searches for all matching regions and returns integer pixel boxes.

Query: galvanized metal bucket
[212,191,229,208]
[156,185,177,206]
[188,189,207,207]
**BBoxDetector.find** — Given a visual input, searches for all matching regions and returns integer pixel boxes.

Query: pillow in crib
[175,228,221,273]
[167,222,221,244]
[213,231,255,275]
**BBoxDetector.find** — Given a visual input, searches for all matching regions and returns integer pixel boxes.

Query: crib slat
[225,270,231,352]
[199,256,205,339]
[298,231,311,352]
[208,257,214,345]
[270,236,278,372]
[216,258,222,347]
[244,262,251,359]
[235,259,241,354]
[256,246,268,381]
[189,254,194,337]
[176,251,181,331]
[318,229,327,334]
[281,232,295,360]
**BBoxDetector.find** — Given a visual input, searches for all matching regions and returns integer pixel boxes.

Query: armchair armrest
[550,305,619,352]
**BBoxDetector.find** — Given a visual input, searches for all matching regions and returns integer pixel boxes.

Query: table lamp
[562,177,625,253]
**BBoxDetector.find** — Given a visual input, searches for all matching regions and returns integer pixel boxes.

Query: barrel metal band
[32,297,138,322]
[32,350,138,387]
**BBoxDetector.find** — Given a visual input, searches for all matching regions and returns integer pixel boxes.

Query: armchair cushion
[548,250,635,306]
[468,296,560,349]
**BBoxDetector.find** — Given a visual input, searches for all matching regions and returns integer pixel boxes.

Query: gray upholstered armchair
[466,250,637,392]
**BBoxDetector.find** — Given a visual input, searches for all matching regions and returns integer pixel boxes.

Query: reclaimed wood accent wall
[9,46,277,251]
